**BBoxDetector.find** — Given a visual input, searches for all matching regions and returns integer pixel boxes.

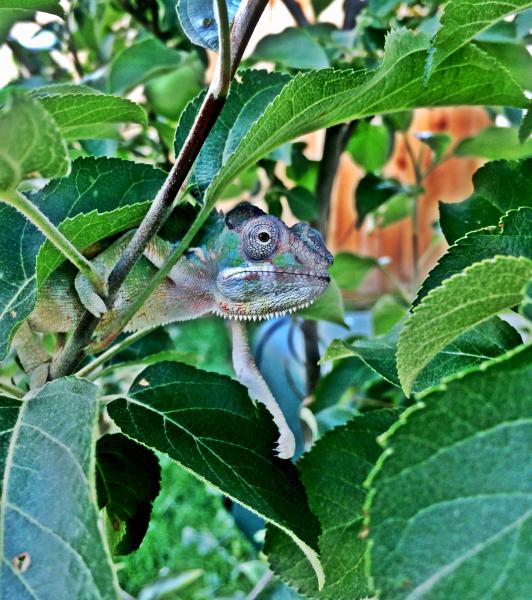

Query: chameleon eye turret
[215,202,333,320]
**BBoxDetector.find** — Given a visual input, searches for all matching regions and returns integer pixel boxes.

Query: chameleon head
[214,203,333,320]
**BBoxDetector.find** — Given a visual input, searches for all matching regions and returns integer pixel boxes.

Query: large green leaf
[203,29,528,207]
[107,362,324,587]
[108,37,188,94]
[0,157,166,360]
[253,27,330,70]
[397,255,532,395]
[265,410,398,598]
[416,207,532,304]
[439,158,532,244]
[0,94,68,190]
[38,93,147,140]
[174,70,289,199]
[367,343,532,599]
[454,127,532,161]
[345,317,522,394]
[96,433,161,555]
[0,378,117,598]
[426,0,532,76]
[0,0,62,17]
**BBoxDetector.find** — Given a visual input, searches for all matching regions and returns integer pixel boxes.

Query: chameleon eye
[244,218,280,260]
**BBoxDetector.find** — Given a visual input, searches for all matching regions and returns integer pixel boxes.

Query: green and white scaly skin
[19,202,333,458]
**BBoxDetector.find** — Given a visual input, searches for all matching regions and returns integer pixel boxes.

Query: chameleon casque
[16,202,333,458]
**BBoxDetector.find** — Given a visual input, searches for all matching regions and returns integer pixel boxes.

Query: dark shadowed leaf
[0,378,117,598]
[96,433,161,555]
[439,158,532,244]
[354,174,401,227]
[367,343,532,599]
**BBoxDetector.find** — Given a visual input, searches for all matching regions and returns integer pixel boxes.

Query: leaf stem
[212,0,232,98]
[50,0,270,379]
[402,133,423,289]
[0,380,24,399]
[282,0,309,26]
[0,189,107,296]
[75,328,153,379]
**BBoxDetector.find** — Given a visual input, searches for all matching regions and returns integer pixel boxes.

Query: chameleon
[15,202,333,458]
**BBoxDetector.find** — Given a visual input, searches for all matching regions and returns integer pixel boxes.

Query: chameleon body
[18,202,333,458]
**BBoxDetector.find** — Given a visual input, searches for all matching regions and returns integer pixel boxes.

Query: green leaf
[311,0,334,15]
[519,110,532,143]
[174,70,290,200]
[204,29,528,207]
[416,131,452,165]
[36,201,151,288]
[283,186,318,221]
[340,315,522,394]
[265,410,399,598]
[371,294,407,335]
[397,255,532,395]
[454,127,532,161]
[440,158,532,244]
[426,0,532,76]
[355,173,401,227]
[107,362,324,587]
[253,27,330,70]
[0,157,166,360]
[0,93,68,190]
[475,41,532,90]
[329,252,378,291]
[348,121,391,172]
[109,36,188,94]
[375,191,413,227]
[177,0,240,51]
[0,0,62,17]
[96,433,161,555]
[367,343,532,599]
[38,92,147,140]
[295,278,346,327]
[0,378,117,598]
[416,207,532,305]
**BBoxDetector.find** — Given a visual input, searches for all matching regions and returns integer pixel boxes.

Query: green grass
[119,455,265,599]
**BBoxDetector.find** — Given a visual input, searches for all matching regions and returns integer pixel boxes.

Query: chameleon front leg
[12,321,51,388]
[230,319,296,460]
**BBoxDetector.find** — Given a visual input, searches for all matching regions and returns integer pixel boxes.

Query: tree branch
[343,0,364,29]
[0,190,107,296]
[282,0,309,26]
[50,0,270,379]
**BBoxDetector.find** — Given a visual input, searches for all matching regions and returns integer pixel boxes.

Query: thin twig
[282,0,309,26]
[50,0,269,379]
[0,380,24,399]
[343,0,365,29]
[402,132,423,287]
[75,328,153,379]
[0,190,107,296]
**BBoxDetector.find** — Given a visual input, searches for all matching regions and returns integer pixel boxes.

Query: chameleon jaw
[213,298,318,321]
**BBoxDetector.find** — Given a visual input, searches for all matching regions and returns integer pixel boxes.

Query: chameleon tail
[230,319,296,460]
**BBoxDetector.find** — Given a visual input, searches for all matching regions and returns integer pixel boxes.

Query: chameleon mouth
[214,297,319,321]
[221,265,330,283]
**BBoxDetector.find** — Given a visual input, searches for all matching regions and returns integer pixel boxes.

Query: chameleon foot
[75,272,108,317]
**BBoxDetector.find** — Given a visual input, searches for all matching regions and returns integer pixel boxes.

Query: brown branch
[50,0,270,379]
[282,0,309,26]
